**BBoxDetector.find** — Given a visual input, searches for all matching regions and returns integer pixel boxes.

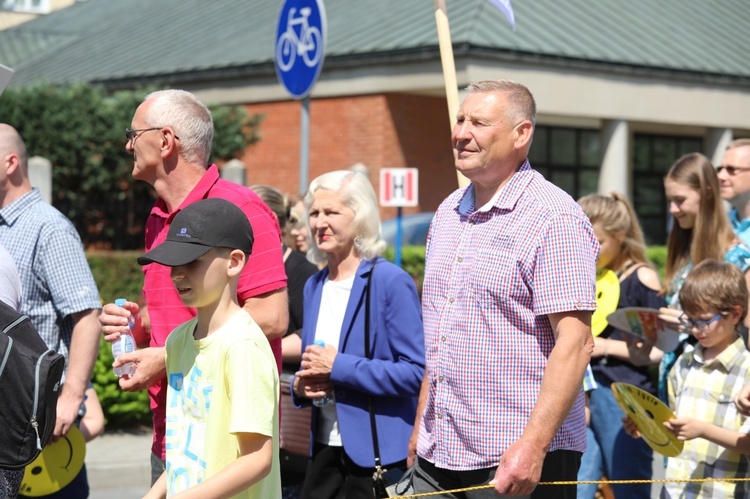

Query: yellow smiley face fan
[19,426,86,496]
[591,269,620,337]
[611,382,683,457]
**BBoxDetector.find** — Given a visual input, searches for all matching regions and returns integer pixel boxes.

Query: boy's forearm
[143,472,166,499]
[172,434,273,499]
[699,423,750,454]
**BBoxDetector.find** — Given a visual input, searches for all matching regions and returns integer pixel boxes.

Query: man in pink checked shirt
[408,80,599,498]
[98,90,288,485]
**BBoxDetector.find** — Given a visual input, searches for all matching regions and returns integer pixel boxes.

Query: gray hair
[144,90,213,167]
[466,79,537,126]
[304,170,386,265]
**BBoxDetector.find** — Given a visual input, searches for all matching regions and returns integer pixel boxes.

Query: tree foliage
[0,83,263,249]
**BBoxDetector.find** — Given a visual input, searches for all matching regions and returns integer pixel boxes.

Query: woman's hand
[624,334,655,366]
[300,342,337,375]
[294,343,338,400]
[294,372,334,400]
[591,337,607,358]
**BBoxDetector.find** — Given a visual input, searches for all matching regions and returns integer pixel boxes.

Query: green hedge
[646,245,667,280]
[383,246,426,294]
[89,245,668,428]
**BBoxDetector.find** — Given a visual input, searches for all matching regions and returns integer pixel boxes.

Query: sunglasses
[715,165,750,175]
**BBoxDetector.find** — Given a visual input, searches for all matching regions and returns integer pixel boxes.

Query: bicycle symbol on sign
[276,7,323,72]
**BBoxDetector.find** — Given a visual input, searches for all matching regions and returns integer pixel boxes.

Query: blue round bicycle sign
[275,0,326,100]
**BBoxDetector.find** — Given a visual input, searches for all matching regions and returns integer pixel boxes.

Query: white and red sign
[379,168,418,207]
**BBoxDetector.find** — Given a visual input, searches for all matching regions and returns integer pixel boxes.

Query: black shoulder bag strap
[364,261,388,497]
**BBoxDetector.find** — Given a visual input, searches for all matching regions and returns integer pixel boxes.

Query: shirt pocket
[469,235,525,306]
[707,390,738,417]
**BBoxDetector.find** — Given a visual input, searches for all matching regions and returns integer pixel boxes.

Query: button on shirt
[417,161,599,470]
[0,189,101,373]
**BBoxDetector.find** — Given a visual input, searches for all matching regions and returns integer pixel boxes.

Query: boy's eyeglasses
[678,313,724,332]
[715,165,750,176]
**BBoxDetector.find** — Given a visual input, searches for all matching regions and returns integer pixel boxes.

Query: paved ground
[86,429,151,499]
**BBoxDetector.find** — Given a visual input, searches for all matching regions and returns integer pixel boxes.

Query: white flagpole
[433,0,470,188]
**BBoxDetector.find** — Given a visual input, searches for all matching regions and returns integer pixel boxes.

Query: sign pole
[275,0,326,193]
[433,0,469,188]
[299,96,310,194]
[395,206,404,267]
[380,168,419,268]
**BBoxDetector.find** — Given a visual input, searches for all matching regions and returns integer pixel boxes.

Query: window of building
[632,134,703,245]
[0,0,50,13]
[529,126,601,201]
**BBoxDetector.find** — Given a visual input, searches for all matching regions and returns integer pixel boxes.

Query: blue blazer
[293,257,425,467]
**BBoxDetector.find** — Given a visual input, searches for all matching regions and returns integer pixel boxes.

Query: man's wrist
[517,432,551,454]
[61,380,87,400]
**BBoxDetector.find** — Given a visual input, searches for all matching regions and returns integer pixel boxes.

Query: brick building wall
[236,93,458,219]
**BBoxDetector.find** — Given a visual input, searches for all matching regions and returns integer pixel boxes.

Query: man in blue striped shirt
[0,124,101,449]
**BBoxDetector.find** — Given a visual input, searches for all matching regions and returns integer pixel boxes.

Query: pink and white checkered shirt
[417,161,599,470]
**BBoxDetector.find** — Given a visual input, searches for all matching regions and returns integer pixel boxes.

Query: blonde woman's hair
[679,259,748,324]
[664,153,735,293]
[577,192,650,270]
[304,170,386,265]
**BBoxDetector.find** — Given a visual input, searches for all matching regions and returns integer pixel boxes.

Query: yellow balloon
[592,269,620,337]
[19,426,86,497]
[611,382,683,457]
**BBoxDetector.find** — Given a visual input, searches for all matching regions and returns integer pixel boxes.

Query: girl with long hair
[658,152,750,401]
[576,192,664,499]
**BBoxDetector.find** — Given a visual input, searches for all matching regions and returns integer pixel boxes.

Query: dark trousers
[151,452,166,486]
[301,442,405,499]
[413,450,581,499]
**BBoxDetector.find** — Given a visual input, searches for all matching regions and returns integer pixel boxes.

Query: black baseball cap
[137,198,254,267]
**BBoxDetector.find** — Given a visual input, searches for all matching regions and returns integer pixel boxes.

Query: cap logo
[176,227,192,238]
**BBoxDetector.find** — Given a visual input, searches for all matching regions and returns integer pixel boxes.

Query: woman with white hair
[291,170,425,498]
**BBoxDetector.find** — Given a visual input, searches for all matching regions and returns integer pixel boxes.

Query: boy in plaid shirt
[625,259,750,498]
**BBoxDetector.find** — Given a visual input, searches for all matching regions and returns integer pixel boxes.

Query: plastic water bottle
[312,340,335,407]
[112,298,136,378]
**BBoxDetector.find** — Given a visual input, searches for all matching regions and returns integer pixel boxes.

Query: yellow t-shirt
[165,309,280,499]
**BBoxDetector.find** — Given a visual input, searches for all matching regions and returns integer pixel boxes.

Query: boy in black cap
[140,198,280,499]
